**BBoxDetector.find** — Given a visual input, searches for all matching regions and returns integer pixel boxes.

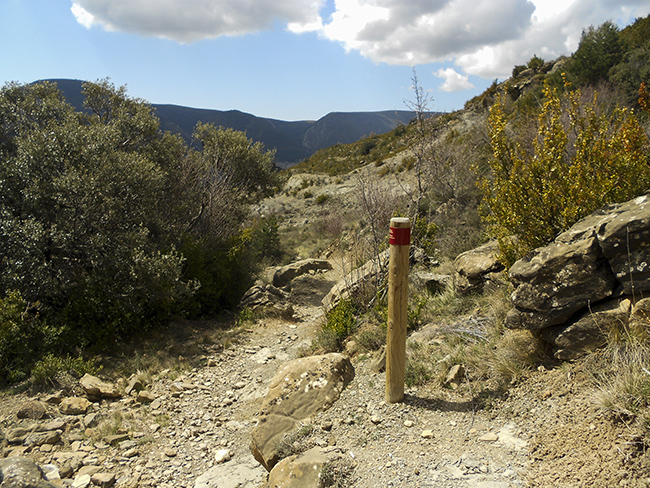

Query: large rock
[239,281,294,319]
[250,353,354,472]
[250,415,302,472]
[0,456,59,488]
[454,240,505,295]
[194,457,266,488]
[505,192,650,357]
[17,401,47,420]
[594,194,650,294]
[289,275,338,307]
[258,353,354,419]
[541,298,631,360]
[322,251,389,310]
[79,374,122,399]
[506,236,616,330]
[322,246,435,310]
[266,447,332,488]
[59,397,91,415]
[272,259,333,288]
[413,272,451,295]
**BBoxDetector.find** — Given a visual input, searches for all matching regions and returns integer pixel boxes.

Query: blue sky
[1,1,649,121]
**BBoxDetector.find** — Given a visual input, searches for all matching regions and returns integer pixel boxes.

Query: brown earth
[2,152,650,486]
[1,260,649,487]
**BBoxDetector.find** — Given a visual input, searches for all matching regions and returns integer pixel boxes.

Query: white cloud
[435,68,475,92]
[70,0,650,80]
[71,3,96,30]
[318,0,650,78]
[70,0,327,42]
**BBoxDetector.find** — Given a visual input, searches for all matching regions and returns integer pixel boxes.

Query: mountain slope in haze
[42,79,416,167]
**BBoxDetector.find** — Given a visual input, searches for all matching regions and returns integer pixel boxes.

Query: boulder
[541,298,631,360]
[17,401,47,420]
[288,275,338,307]
[250,414,302,471]
[322,246,435,310]
[0,456,59,488]
[506,236,616,330]
[194,457,266,488]
[79,374,121,399]
[258,353,354,420]
[266,447,331,488]
[272,259,333,288]
[239,281,294,319]
[322,250,389,310]
[413,272,451,295]
[250,353,354,472]
[23,430,62,447]
[125,376,144,395]
[505,192,650,355]
[59,397,91,415]
[591,194,650,294]
[368,346,386,373]
[454,240,505,295]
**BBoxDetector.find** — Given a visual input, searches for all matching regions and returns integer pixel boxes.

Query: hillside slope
[39,79,416,166]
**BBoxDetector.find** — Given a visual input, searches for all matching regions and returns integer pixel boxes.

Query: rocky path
[0,261,538,488]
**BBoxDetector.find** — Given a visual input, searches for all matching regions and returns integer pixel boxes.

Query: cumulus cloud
[435,68,475,92]
[319,0,650,78]
[70,0,650,80]
[71,0,326,42]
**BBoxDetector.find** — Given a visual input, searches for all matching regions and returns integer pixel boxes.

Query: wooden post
[385,217,410,403]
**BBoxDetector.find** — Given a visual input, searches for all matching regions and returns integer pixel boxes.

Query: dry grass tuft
[593,342,650,423]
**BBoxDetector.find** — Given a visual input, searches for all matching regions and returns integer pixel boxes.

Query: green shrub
[512,65,526,78]
[481,81,650,265]
[316,194,331,205]
[356,322,386,352]
[411,216,438,256]
[30,354,98,390]
[248,215,284,265]
[527,54,545,71]
[321,300,358,349]
[0,291,52,385]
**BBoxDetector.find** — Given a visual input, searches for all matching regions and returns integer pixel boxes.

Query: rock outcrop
[272,259,333,288]
[0,456,59,488]
[239,281,294,319]
[250,353,354,472]
[506,192,650,358]
[265,447,340,488]
[323,246,437,310]
[79,374,122,400]
[454,240,506,295]
[322,251,389,311]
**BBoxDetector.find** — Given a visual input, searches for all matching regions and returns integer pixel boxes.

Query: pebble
[479,432,499,442]
[214,449,232,463]
[0,282,534,488]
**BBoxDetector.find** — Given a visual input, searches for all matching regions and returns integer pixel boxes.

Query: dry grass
[399,276,553,396]
[593,342,650,423]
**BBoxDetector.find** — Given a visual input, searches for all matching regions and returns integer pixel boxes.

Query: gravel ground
[2,264,650,487]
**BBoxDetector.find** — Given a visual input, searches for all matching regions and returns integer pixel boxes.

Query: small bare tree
[401,68,436,223]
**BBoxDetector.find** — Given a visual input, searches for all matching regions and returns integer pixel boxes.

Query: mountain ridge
[39,78,417,167]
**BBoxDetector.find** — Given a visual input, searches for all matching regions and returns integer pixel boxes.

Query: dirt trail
[1,263,648,487]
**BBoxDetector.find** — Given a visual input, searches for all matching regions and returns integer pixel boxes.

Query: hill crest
[39,78,417,167]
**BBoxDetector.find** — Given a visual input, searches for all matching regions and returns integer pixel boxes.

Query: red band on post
[389,226,410,246]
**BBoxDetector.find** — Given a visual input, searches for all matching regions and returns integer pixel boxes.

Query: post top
[390,217,410,228]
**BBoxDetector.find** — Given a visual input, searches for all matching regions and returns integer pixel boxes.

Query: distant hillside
[41,79,416,167]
